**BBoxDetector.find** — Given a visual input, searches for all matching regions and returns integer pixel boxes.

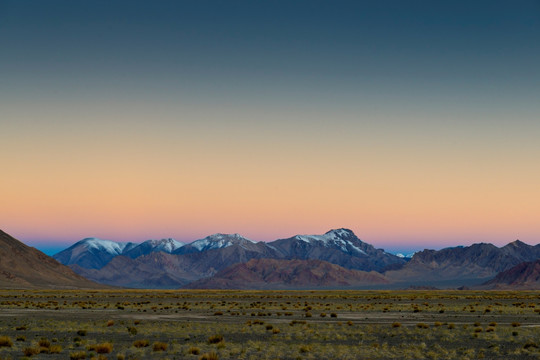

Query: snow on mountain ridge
[142,238,185,252]
[294,229,367,255]
[190,233,255,251]
[79,237,132,255]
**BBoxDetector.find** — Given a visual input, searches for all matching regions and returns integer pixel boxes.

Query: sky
[1,0,539,255]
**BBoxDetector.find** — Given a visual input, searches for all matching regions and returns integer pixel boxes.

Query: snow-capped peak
[293,229,366,255]
[190,233,255,251]
[142,238,185,253]
[78,237,132,256]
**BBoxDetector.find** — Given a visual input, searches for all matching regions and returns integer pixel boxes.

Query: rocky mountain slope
[483,260,540,289]
[0,230,103,289]
[184,258,390,289]
[386,240,540,286]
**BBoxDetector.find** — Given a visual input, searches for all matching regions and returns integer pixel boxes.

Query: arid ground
[1,290,539,359]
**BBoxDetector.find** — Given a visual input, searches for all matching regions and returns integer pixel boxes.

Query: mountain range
[53,229,407,288]
[2,228,539,290]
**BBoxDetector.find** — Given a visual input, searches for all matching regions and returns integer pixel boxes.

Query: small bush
[448,323,456,329]
[299,345,311,353]
[512,322,521,327]
[213,311,223,316]
[320,312,327,317]
[127,326,138,335]
[152,342,168,351]
[0,336,13,347]
[133,339,149,348]
[23,347,41,356]
[16,325,27,331]
[272,328,281,334]
[70,351,87,360]
[489,322,497,327]
[107,320,115,327]
[117,355,125,360]
[95,343,113,354]
[330,313,337,318]
[199,352,219,360]
[17,335,26,341]
[416,323,429,329]
[39,338,51,348]
[208,334,224,344]
[265,324,273,330]
[392,322,401,328]
[77,330,87,336]
[188,346,201,355]
[50,345,62,353]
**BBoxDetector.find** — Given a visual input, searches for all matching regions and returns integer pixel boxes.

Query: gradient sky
[1,0,539,255]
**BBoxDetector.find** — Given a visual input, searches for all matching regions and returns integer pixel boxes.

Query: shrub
[392,322,401,328]
[330,313,337,318]
[70,351,87,360]
[299,345,311,353]
[39,338,51,348]
[152,342,168,351]
[188,346,201,355]
[23,347,41,356]
[16,335,26,341]
[416,323,429,329]
[265,324,273,330]
[95,343,113,354]
[107,320,115,327]
[133,339,149,348]
[305,312,312,318]
[117,355,126,360]
[0,336,13,347]
[272,328,281,334]
[127,326,138,335]
[512,322,521,327]
[320,312,327,317]
[16,325,27,331]
[50,345,62,353]
[489,322,497,327]
[448,323,456,329]
[77,330,87,336]
[208,334,224,344]
[199,352,219,360]
[213,311,223,316]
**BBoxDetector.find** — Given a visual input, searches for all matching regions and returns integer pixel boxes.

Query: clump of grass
[523,341,539,350]
[188,346,201,355]
[320,312,327,317]
[489,322,497,327]
[213,311,223,316]
[107,320,115,327]
[23,347,41,357]
[0,336,13,347]
[69,351,87,360]
[208,334,224,344]
[265,324,273,330]
[330,313,337,318]
[50,345,62,353]
[133,339,149,348]
[117,355,125,360]
[77,330,87,336]
[16,335,26,341]
[392,322,401,328]
[199,352,219,360]
[91,343,113,354]
[16,325,27,331]
[272,328,281,334]
[152,342,168,352]
[299,345,311,353]
[39,338,51,348]
[127,326,138,335]
[512,322,521,327]
[448,323,456,329]
[416,323,429,329]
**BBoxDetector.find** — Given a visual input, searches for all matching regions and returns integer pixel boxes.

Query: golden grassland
[0,290,539,359]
